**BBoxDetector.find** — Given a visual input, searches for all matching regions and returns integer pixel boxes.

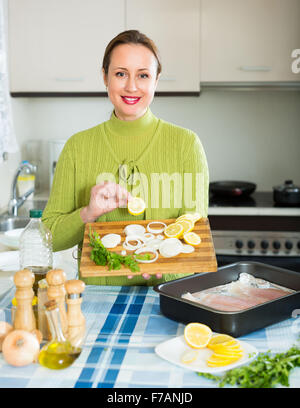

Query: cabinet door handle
[239,66,272,72]
[53,77,85,82]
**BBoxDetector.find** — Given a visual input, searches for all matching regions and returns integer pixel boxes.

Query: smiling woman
[42,30,209,287]
[102,30,162,121]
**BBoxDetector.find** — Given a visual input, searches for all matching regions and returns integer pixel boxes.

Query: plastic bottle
[19,209,53,295]
[17,160,35,199]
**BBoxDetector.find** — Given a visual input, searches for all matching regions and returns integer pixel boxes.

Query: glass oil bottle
[38,299,81,369]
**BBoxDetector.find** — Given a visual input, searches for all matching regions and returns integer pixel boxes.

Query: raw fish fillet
[181,273,294,312]
[196,293,260,311]
[226,282,290,303]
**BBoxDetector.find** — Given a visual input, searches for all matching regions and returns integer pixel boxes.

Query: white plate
[0,235,20,250]
[0,251,20,272]
[4,228,24,239]
[0,252,19,298]
[155,335,258,374]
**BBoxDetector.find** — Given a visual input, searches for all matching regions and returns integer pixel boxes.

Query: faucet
[8,161,37,216]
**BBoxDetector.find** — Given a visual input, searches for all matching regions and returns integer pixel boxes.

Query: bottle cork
[46,269,68,337]
[13,269,36,332]
[65,279,86,347]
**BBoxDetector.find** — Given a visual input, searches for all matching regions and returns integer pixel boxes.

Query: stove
[208,191,300,272]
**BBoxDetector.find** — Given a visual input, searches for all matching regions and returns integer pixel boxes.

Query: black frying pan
[209,181,256,197]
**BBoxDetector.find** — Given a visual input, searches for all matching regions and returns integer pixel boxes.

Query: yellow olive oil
[38,341,81,369]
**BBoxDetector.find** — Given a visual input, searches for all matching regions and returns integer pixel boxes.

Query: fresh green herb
[89,228,151,273]
[197,345,300,388]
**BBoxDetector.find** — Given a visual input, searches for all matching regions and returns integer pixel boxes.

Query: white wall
[1,89,300,212]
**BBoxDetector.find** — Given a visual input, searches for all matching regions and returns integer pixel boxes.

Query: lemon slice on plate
[184,322,212,349]
[164,223,184,239]
[207,334,236,347]
[206,355,240,367]
[127,197,146,216]
[183,232,201,246]
[180,349,199,364]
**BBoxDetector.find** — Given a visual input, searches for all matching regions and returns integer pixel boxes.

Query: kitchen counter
[208,191,300,217]
[208,206,300,216]
[0,280,300,388]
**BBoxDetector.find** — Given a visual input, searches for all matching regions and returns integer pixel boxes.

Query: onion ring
[146,238,164,251]
[159,238,183,258]
[135,247,158,263]
[181,244,195,254]
[124,224,146,237]
[123,234,146,251]
[146,222,166,234]
[101,233,121,248]
[142,232,155,242]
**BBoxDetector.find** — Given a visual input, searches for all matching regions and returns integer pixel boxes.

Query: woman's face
[103,43,159,121]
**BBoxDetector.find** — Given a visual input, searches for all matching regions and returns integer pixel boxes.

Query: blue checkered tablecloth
[0,284,300,388]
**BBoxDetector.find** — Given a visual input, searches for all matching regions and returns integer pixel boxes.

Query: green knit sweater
[42,109,209,286]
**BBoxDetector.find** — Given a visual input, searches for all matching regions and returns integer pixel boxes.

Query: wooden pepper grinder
[13,269,36,331]
[46,269,68,337]
[65,279,86,347]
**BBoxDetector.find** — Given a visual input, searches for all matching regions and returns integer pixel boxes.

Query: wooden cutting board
[80,218,217,277]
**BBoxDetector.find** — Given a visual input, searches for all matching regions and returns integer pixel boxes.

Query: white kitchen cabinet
[8,0,125,93]
[126,0,200,93]
[8,0,200,94]
[200,0,300,83]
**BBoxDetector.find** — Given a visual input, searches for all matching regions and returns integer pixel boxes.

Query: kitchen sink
[0,216,30,232]
[0,198,48,233]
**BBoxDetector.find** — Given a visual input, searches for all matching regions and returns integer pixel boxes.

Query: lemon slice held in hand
[127,197,146,216]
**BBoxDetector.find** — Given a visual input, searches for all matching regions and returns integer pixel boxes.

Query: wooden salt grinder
[46,269,68,337]
[13,269,36,331]
[65,279,86,347]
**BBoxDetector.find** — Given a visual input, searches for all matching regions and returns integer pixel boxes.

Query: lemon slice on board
[183,232,201,246]
[183,323,212,349]
[127,197,146,216]
[164,223,184,239]
[176,214,195,223]
[176,213,202,223]
[191,212,202,222]
[175,219,194,236]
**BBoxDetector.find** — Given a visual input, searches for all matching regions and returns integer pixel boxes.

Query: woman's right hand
[80,181,132,223]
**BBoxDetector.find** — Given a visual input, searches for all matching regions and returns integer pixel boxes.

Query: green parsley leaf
[88,228,141,273]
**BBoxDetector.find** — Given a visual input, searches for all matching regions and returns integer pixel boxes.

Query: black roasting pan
[154,262,300,337]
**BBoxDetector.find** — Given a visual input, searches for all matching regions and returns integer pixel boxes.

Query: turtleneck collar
[105,108,158,139]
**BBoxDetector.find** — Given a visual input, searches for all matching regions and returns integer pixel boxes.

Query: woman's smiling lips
[121,96,141,105]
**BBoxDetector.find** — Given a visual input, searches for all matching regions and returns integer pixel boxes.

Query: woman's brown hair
[102,30,162,78]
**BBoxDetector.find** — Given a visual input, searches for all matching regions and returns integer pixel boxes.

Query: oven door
[216,254,300,273]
